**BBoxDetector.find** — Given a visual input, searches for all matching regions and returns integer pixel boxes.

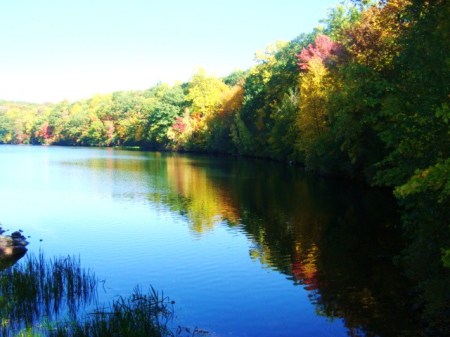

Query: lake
[0,145,418,336]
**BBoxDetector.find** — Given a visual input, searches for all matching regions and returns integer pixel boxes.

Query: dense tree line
[1,0,449,328]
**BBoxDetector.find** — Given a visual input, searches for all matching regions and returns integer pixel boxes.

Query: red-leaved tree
[297,34,341,70]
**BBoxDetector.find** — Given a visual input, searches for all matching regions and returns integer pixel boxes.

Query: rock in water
[0,231,29,271]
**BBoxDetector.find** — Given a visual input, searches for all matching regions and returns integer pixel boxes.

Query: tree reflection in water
[149,155,443,336]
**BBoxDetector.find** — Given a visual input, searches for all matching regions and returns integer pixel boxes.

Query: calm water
[0,145,417,336]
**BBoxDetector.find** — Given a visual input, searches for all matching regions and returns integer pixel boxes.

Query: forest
[0,0,449,329]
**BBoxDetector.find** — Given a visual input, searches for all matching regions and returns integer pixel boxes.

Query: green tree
[268,88,300,161]
[144,83,186,148]
[0,108,13,143]
[79,117,109,146]
[374,0,450,187]
[237,39,307,158]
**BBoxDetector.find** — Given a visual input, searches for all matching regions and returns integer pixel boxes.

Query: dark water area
[0,145,429,336]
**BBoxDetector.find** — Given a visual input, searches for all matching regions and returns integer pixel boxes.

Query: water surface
[0,145,416,336]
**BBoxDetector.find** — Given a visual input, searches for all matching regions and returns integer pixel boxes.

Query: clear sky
[1,0,339,103]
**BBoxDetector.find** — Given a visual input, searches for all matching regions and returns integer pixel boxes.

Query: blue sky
[1,0,339,103]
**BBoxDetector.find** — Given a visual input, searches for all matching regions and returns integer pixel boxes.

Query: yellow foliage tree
[187,68,229,120]
[220,84,244,116]
[183,69,230,149]
[297,57,330,152]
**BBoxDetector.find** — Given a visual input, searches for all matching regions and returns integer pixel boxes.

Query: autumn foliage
[296,34,341,70]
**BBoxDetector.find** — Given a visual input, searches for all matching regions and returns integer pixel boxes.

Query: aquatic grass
[0,251,97,335]
[0,251,204,337]
[50,286,181,337]
[0,234,202,337]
